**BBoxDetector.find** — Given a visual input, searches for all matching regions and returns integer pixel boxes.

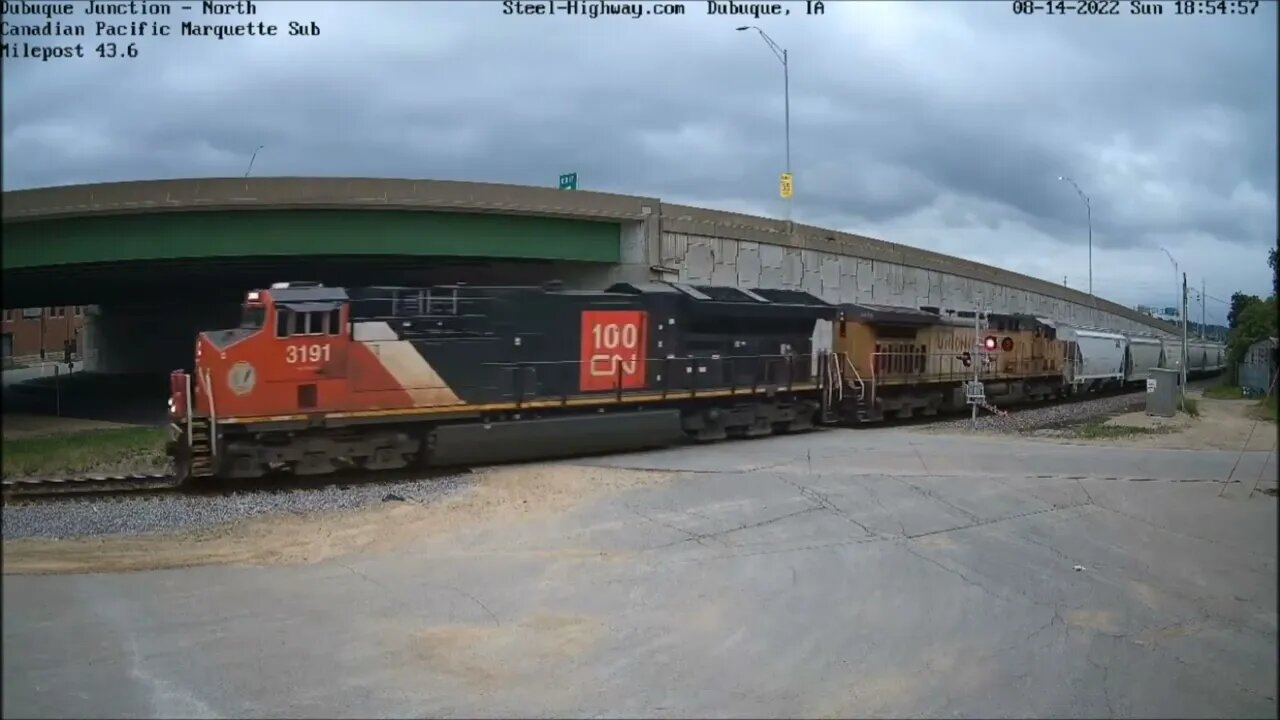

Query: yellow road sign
[779,172,793,199]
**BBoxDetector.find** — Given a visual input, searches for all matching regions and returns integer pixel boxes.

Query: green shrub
[1204,385,1245,400]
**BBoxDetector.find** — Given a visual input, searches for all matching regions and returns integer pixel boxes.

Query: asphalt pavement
[3,427,1277,718]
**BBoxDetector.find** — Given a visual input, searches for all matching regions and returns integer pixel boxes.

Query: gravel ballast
[2,473,471,541]
[923,391,1149,434]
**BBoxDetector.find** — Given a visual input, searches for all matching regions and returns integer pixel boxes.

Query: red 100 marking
[591,321,639,351]
[579,310,647,392]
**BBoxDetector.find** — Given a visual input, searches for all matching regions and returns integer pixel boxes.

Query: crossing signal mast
[966,303,1011,426]
[966,305,989,426]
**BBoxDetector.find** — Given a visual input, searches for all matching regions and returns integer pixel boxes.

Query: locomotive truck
[167,281,1223,483]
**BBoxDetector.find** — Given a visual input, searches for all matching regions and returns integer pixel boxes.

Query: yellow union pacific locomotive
[832,304,1068,422]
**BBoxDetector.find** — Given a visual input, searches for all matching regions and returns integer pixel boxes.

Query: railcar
[1121,332,1165,385]
[1057,325,1127,391]
[167,281,837,481]
[1157,337,1226,380]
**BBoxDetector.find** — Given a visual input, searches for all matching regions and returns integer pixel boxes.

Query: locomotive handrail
[868,352,876,403]
[842,354,864,401]
[201,368,217,457]
[864,349,1067,385]
[473,352,819,404]
[184,372,194,447]
[481,352,807,366]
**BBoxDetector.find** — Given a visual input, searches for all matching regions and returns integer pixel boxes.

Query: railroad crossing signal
[558,172,578,190]
[779,172,794,199]
[984,336,998,351]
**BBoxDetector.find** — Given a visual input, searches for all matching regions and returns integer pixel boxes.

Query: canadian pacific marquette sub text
[1,19,314,38]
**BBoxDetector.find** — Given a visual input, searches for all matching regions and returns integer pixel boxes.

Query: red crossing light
[1001,337,1015,352]
[983,336,998,351]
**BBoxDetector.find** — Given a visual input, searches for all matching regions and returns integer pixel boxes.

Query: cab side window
[275,308,344,337]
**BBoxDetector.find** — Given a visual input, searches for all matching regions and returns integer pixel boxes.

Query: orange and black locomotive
[167,281,837,481]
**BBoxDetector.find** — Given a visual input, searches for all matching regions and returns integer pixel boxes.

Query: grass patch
[2,426,169,479]
[1072,421,1169,440]
[1181,395,1200,417]
[1203,385,1245,400]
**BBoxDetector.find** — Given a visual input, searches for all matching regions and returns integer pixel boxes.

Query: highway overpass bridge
[2,177,1178,374]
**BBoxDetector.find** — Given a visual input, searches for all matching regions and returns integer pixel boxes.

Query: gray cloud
[2,0,1275,322]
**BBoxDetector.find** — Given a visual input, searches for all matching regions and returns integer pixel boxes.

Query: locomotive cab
[170,282,352,427]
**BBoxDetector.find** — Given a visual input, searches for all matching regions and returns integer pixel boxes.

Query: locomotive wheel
[169,441,193,482]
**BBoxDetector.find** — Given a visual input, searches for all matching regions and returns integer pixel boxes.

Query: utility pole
[1200,278,1206,340]
[1181,272,1188,400]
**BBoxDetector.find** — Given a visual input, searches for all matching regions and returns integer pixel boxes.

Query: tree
[1227,296,1278,366]
[1270,245,1278,298]
[1229,291,1262,329]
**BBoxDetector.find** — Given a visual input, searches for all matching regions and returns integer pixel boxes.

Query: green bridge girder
[2,208,626,308]
[3,209,622,269]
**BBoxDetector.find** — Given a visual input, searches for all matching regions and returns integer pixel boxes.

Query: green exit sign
[558,172,578,190]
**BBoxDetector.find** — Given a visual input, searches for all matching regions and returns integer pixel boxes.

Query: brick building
[1,306,86,364]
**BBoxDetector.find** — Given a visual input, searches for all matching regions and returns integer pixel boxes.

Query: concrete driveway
[3,428,1276,718]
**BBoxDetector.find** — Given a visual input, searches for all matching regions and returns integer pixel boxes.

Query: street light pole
[244,144,264,178]
[1057,176,1092,296]
[1181,272,1189,396]
[1161,246,1187,397]
[738,25,790,220]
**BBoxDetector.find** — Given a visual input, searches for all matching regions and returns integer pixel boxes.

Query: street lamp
[1057,176,1092,296]
[245,144,265,178]
[1161,246,1188,396]
[737,25,790,220]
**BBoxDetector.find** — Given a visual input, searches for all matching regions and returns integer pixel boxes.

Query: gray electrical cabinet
[1146,368,1180,417]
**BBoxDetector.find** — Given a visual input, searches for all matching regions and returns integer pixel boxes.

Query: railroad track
[1,465,473,505]
[2,473,183,502]
[2,379,1220,504]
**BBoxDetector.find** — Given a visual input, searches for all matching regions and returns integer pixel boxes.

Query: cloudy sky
[3,0,1275,323]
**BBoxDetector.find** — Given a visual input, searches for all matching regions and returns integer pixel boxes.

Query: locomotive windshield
[240,306,266,330]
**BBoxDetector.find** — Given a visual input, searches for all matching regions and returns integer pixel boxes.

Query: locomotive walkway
[4,428,1276,718]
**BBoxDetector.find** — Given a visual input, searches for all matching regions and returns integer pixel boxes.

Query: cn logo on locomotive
[227,361,257,396]
[580,310,647,392]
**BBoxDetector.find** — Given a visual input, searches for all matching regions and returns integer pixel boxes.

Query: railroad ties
[1,473,183,501]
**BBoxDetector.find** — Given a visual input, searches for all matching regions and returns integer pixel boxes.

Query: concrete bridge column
[610,210,663,285]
